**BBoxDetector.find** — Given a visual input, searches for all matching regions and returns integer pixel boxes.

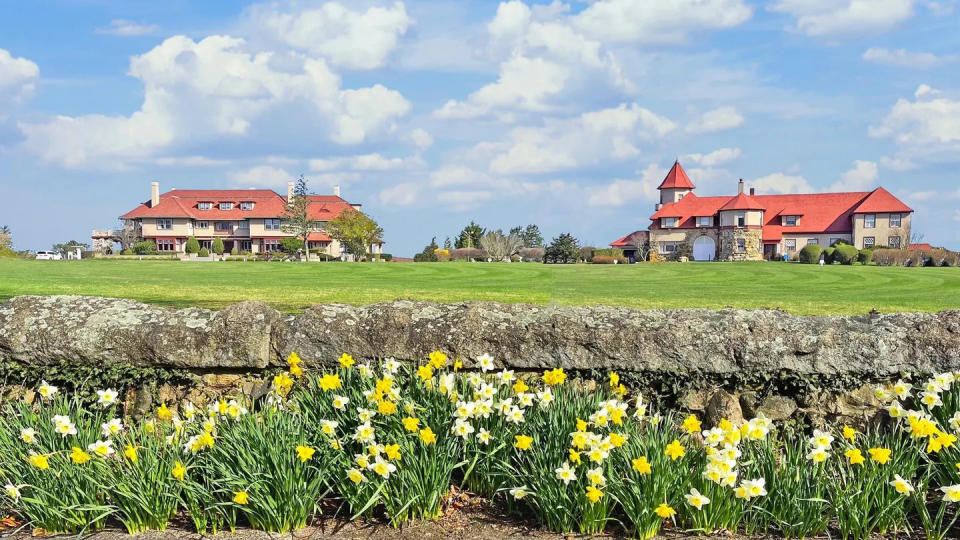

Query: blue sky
[1,0,959,255]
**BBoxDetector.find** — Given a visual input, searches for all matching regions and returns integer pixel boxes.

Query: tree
[118,220,141,251]
[414,237,440,262]
[522,224,543,247]
[544,233,580,264]
[326,207,384,262]
[910,231,925,245]
[443,237,453,250]
[455,221,485,249]
[280,237,304,254]
[52,240,89,257]
[212,238,225,255]
[480,230,523,261]
[633,238,651,262]
[281,174,317,261]
[0,225,11,250]
[184,237,200,254]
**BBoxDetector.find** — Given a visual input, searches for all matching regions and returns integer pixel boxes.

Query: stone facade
[719,228,764,261]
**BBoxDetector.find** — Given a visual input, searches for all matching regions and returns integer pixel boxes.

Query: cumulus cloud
[751,172,815,194]
[572,0,752,44]
[229,165,293,187]
[309,153,424,172]
[869,84,960,165]
[473,103,676,175]
[683,147,743,167]
[379,182,420,206]
[0,48,39,107]
[95,19,158,37]
[18,35,410,168]
[770,0,915,37]
[248,1,412,70]
[587,163,669,207]
[410,128,433,149]
[830,160,879,191]
[862,47,956,68]
[685,106,744,133]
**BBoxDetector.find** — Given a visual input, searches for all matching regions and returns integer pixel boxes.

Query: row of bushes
[414,248,546,263]
[591,248,628,264]
[873,248,960,267]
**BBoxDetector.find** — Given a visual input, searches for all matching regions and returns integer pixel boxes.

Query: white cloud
[770,0,915,38]
[229,165,293,187]
[153,156,231,167]
[95,19,158,37]
[248,1,412,70]
[0,48,39,106]
[685,106,744,133]
[573,0,752,44]
[869,85,960,164]
[309,153,423,172]
[830,160,878,191]
[410,128,433,149]
[379,182,420,206]
[751,172,815,194]
[481,103,676,175]
[954,210,960,222]
[18,35,410,168]
[683,147,743,167]
[862,47,956,68]
[587,163,668,207]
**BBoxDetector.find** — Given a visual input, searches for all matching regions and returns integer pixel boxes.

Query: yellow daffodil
[453,359,463,371]
[338,353,355,369]
[682,414,702,434]
[28,453,50,470]
[610,432,627,447]
[428,351,448,369]
[402,417,420,432]
[319,373,342,391]
[868,447,891,464]
[513,379,529,394]
[542,368,567,386]
[417,365,434,382]
[289,363,303,377]
[124,444,138,463]
[655,503,676,519]
[296,445,316,462]
[845,448,865,465]
[632,456,652,475]
[569,448,582,464]
[157,404,174,422]
[273,373,293,396]
[585,486,604,503]
[377,400,398,415]
[514,435,533,451]
[172,461,187,481]
[69,447,91,465]
[419,427,437,445]
[842,425,856,441]
[609,372,619,388]
[233,491,249,505]
[665,439,686,460]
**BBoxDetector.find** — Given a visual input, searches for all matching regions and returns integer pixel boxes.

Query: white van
[35,251,62,260]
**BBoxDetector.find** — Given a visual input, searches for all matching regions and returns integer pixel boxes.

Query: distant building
[107,181,382,256]
[611,161,913,261]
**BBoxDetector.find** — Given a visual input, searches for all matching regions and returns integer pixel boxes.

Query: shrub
[941,250,959,267]
[366,252,392,261]
[822,247,836,264]
[0,247,16,258]
[280,237,303,254]
[132,241,159,255]
[579,246,596,262]
[518,247,545,262]
[121,248,135,255]
[798,244,823,264]
[451,248,488,261]
[857,248,873,265]
[833,244,859,265]
[212,238,225,255]
[198,247,210,257]
[230,247,239,256]
[185,237,200,254]
[592,255,626,264]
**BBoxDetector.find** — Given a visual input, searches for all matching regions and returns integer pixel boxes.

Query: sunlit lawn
[0,258,957,315]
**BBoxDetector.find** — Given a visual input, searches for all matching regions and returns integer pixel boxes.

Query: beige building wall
[719,210,763,227]
[138,218,192,237]
[851,212,911,249]
[779,233,853,255]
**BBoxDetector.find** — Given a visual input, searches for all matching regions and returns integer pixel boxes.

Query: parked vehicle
[35,251,62,260]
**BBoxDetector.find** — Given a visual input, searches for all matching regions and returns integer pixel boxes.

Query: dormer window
[735,212,745,227]
[697,216,711,227]
[240,202,255,211]
[219,202,233,211]
[198,202,212,211]
[783,215,798,227]
[662,217,678,228]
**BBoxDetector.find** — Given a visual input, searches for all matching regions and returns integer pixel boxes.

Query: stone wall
[2,295,960,423]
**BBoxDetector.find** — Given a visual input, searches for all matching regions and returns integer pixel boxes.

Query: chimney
[287,181,294,204]
[738,178,744,195]
[655,203,663,211]
[151,181,159,207]
[749,187,755,196]
[333,184,341,197]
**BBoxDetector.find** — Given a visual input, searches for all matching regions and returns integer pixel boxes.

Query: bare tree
[633,239,651,262]
[480,230,523,261]
[910,231,925,245]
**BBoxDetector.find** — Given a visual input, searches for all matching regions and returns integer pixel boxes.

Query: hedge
[833,245,859,265]
[798,244,822,264]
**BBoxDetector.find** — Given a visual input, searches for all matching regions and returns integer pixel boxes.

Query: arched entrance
[692,236,716,261]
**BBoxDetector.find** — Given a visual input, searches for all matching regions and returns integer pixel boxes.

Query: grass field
[0,258,958,315]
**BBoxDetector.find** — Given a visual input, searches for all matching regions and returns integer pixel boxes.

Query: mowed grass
[0,258,958,315]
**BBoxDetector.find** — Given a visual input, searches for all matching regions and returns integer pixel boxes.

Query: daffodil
[124,444,138,463]
[353,422,376,443]
[940,484,960,503]
[555,462,577,484]
[585,486,604,503]
[20,428,37,444]
[685,488,710,510]
[845,448,865,465]
[509,486,529,499]
[156,404,174,422]
[514,435,533,451]
[402,416,420,432]
[347,468,366,484]
[842,425,856,441]
[371,456,397,479]
[452,419,475,439]
[69,447,91,464]
[632,456,652,475]
[384,444,402,461]
[96,388,119,408]
[419,427,437,445]
[428,350,448,369]
[37,380,58,400]
[296,445,316,462]
[331,394,349,410]
[417,365,434,382]
[542,367,566,386]
[4,483,21,501]
[88,439,114,457]
[654,503,676,519]
[868,447,891,464]
[377,400,398,415]
[478,427,492,444]
[665,439,686,460]
[806,446,830,463]
[512,379,529,394]
[28,452,50,470]
[477,353,495,372]
[586,466,606,487]
[233,491,249,505]
[890,474,914,495]
[172,461,187,481]
[319,373,342,391]
[682,414,701,434]
[569,448,582,465]
[338,353,355,369]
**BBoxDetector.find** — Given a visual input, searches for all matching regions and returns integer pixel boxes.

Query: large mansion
[611,161,913,261]
[104,181,382,257]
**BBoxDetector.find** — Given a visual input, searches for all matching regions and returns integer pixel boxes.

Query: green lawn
[0,258,957,315]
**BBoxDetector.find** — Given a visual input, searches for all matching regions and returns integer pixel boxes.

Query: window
[265,218,281,230]
[830,238,842,246]
[888,236,901,249]
[784,215,798,226]
[200,240,212,250]
[240,202,255,211]
[195,221,209,229]
[808,238,819,245]
[864,214,875,228]
[785,239,797,252]
[197,202,212,211]
[736,238,746,252]
[889,213,901,227]
[263,239,282,252]
[156,239,175,251]
[697,216,711,227]
[240,241,252,252]
[215,221,233,232]
[662,217,678,228]
[218,202,233,211]
[863,236,875,248]
[156,218,172,230]
[237,220,249,229]
[735,213,745,227]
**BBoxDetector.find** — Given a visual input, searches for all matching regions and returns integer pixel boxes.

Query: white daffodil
[331,395,349,410]
[96,388,119,408]
[37,381,58,401]
[4,483,20,500]
[509,486,529,499]
[940,484,960,503]
[382,358,400,374]
[101,418,123,437]
[353,422,376,444]
[685,488,711,510]
[20,427,37,444]
[477,353,495,372]
[555,462,576,484]
[452,419,475,439]
[477,427,492,445]
[890,474,914,495]
[88,439,115,457]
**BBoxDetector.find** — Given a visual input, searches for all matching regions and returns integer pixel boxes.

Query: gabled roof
[851,187,913,214]
[609,230,649,248]
[657,161,695,190]
[121,189,354,221]
[719,192,765,211]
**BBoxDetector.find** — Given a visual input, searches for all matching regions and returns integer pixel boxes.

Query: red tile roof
[609,230,649,247]
[307,232,332,242]
[909,243,932,250]
[648,188,912,242]
[121,189,354,222]
[657,161,695,189]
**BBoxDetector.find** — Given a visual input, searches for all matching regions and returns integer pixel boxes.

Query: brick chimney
[287,181,294,204]
[749,187,755,196]
[738,178,744,194]
[333,185,341,197]
[151,181,159,207]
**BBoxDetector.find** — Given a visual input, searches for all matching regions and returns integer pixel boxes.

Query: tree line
[415,222,583,263]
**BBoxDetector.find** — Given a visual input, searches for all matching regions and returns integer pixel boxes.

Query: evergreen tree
[281,174,317,261]
[455,221,485,249]
[212,238,225,255]
[544,233,580,264]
